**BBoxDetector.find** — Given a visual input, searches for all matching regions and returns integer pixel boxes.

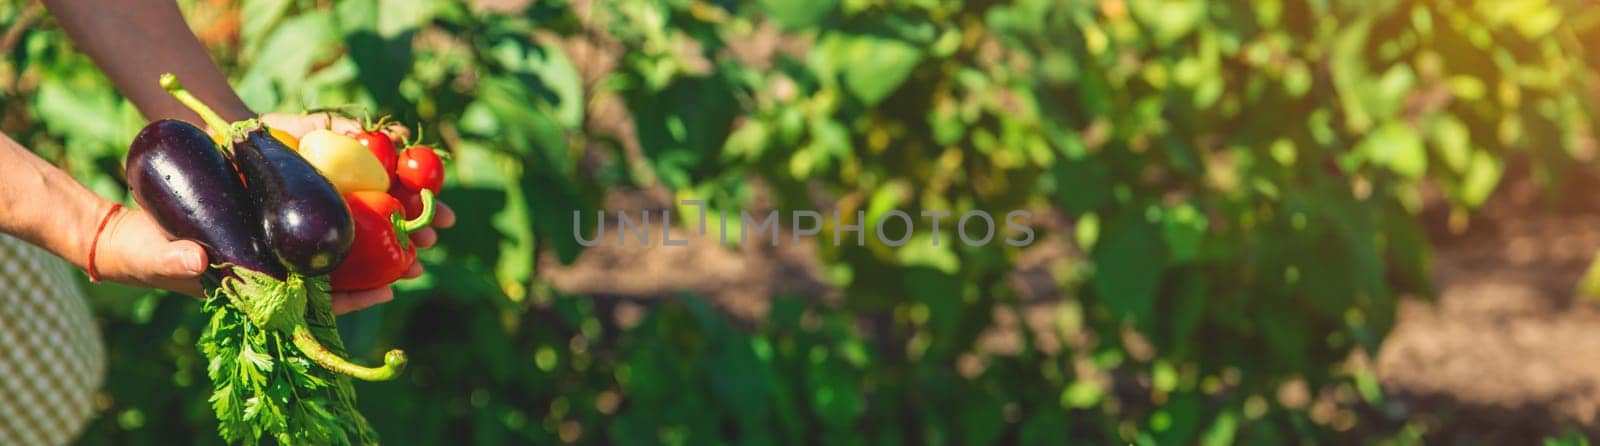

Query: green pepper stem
[291,324,407,381]
[159,73,234,140]
[400,189,436,233]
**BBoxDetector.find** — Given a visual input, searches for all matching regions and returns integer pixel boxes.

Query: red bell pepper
[330,189,435,291]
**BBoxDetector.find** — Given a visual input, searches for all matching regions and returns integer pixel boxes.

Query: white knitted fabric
[0,234,105,445]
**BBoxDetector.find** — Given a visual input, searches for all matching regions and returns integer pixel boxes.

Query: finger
[261,113,322,138]
[431,202,456,229]
[383,123,412,144]
[409,228,437,249]
[96,209,205,294]
[157,240,208,279]
[332,288,394,315]
[402,261,424,279]
[328,118,363,136]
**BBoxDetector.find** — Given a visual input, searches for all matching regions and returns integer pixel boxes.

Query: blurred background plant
[0,0,1595,444]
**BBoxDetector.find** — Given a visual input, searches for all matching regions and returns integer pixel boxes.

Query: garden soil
[1377,165,1600,442]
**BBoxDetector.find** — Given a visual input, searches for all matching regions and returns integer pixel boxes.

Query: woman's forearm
[41,0,254,122]
[0,133,107,271]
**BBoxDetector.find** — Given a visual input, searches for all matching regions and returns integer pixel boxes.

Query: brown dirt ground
[1377,166,1600,442]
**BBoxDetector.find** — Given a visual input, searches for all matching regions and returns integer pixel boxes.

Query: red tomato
[354,130,399,177]
[396,146,444,193]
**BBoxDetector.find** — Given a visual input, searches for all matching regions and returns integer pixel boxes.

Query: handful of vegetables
[123,73,446,444]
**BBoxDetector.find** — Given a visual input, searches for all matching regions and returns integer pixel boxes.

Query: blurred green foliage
[0,0,1593,443]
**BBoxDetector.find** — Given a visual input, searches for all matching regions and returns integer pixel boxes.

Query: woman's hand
[91,206,208,295]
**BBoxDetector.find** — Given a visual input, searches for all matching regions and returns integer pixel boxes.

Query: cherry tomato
[397,146,444,193]
[354,130,398,177]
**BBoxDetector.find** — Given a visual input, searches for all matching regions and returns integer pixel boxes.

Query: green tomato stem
[159,73,234,141]
[291,324,407,381]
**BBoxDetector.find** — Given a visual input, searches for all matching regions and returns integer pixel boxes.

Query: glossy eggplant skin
[125,120,285,281]
[231,128,353,276]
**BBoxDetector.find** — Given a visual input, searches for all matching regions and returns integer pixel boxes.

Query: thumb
[155,240,207,279]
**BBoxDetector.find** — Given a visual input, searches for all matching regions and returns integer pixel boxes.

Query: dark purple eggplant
[230,128,354,275]
[161,74,354,276]
[125,120,285,282]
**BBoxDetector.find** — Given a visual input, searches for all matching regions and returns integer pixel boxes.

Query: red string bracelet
[87,202,123,283]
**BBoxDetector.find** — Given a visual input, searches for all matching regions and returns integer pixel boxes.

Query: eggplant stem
[400,189,436,233]
[160,73,234,142]
[291,324,407,381]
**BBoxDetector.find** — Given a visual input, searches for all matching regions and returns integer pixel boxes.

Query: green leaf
[1201,411,1237,446]
[1165,273,1207,357]
[905,266,961,341]
[1054,158,1112,213]
[334,0,378,33]
[1431,116,1471,173]
[1129,0,1206,45]
[1061,380,1103,408]
[1283,61,1312,98]
[1153,393,1201,444]
[1357,122,1426,179]
[1329,19,1373,131]
[241,0,292,46]
[1459,150,1503,208]
[474,75,572,171]
[1076,213,1100,251]
[960,394,1005,445]
[524,45,587,128]
[33,76,123,152]
[1091,213,1166,325]
[723,120,771,161]
[1161,203,1207,263]
[377,0,437,38]
[813,33,923,106]
[495,165,536,288]
[896,234,960,275]
[628,74,739,188]
[1020,407,1069,445]
[1375,66,1416,115]
[1485,0,1562,39]
[237,11,339,111]
[760,0,835,30]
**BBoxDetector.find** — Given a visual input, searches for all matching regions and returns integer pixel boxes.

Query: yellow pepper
[295,129,391,194]
[270,128,300,150]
